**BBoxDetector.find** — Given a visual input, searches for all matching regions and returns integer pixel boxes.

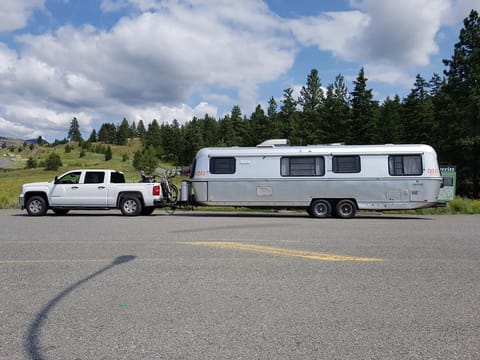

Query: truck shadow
[25,255,136,360]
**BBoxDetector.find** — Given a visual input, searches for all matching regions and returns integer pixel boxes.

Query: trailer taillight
[153,185,160,196]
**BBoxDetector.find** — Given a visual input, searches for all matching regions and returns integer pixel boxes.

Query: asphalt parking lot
[1,210,479,359]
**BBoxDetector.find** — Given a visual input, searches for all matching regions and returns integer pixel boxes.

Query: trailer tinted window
[210,157,236,174]
[389,155,423,176]
[332,156,361,173]
[281,157,325,176]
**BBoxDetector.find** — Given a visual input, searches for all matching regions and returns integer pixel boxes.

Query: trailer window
[210,157,236,174]
[389,155,423,176]
[332,156,361,173]
[281,157,325,176]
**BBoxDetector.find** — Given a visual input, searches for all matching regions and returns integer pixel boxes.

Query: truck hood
[22,181,52,188]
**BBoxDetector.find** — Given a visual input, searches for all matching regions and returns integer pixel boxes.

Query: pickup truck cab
[20,169,165,216]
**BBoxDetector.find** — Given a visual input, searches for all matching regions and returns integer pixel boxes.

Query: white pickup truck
[19,169,166,216]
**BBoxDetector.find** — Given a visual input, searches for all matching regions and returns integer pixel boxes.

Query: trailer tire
[120,196,142,216]
[335,199,356,219]
[309,199,332,218]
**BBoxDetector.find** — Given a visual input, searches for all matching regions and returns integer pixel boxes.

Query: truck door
[77,171,109,206]
[50,171,82,206]
[50,171,108,207]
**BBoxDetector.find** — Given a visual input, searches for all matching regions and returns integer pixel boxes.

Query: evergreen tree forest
[76,10,480,198]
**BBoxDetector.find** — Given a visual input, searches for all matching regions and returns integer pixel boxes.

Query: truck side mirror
[54,176,59,184]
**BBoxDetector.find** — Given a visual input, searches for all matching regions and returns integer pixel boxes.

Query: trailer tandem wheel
[309,199,332,218]
[335,199,357,219]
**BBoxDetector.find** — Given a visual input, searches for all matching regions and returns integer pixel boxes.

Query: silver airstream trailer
[184,140,443,218]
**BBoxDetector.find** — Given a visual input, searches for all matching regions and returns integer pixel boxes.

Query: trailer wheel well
[310,198,358,207]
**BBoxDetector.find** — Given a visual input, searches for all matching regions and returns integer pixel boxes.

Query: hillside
[0,136,28,149]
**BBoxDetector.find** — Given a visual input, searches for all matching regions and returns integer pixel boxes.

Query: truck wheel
[120,196,142,216]
[335,199,356,219]
[309,199,331,218]
[26,196,48,216]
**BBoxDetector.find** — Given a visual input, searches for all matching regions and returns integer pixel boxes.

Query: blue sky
[0,0,477,141]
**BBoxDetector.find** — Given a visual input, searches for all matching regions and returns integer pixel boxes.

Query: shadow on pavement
[25,255,136,360]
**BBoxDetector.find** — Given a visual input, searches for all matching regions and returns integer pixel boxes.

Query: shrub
[105,146,112,161]
[26,157,37,169]
[44,153,63,171]
[471,200,480,214]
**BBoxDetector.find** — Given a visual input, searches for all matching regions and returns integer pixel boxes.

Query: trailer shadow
[170,211,434,221]
[25,255,136,360]
[14,210,433,221]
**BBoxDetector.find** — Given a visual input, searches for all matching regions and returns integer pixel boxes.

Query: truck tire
[309,199,331,218]
[26,195,48,216]
[120,196,142,216]
[335,199,356,219]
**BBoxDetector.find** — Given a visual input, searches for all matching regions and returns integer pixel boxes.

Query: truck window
[389,155,422,176]
[110,172,126,183]
[332,155,361,173]
[210,157,235,174]
[84,171,105,184]
[57,172,81,184]
[281,156,325,176]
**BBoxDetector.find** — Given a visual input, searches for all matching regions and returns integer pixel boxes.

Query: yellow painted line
[184,242,384,262]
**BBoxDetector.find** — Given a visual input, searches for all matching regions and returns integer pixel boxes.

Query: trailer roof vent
[256,139,291,148]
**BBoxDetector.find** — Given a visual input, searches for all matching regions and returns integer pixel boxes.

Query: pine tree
[323,74,350,144]
[88,129,97,143]
[98,123,117,144]
[68,117,83,142]
[349,67,379,144]
[117,118,130,145]
[402,75,435,144]
[298,69,324,144]
[442,9,480,196]
[266,96,282,139]
[280,88,301,144]
[378,95,402,144]
[200,114,219,147]
[250,104,268,145]
[137,120,147,140]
